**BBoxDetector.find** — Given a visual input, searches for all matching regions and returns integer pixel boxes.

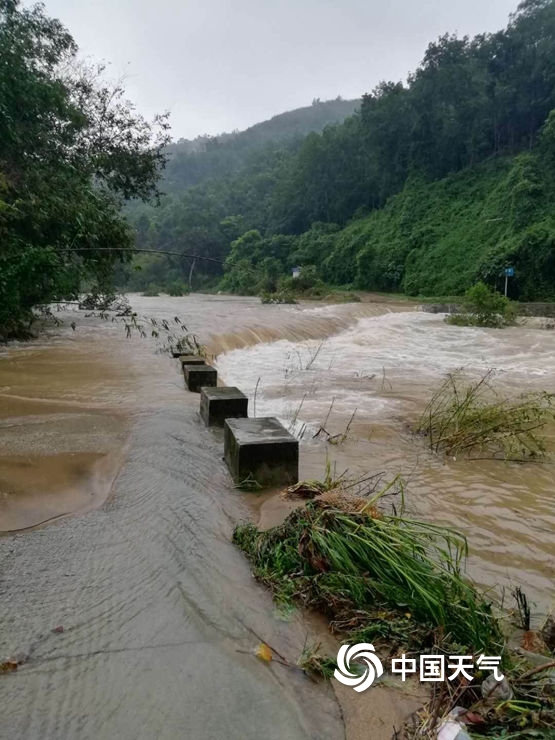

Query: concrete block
[179,355,206,369]
[183,364,217,393]
[200,386,248,427]
[224,417,298,487]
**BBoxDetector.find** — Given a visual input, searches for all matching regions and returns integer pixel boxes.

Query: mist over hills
[162,97,359,191]
[123,0,555,301]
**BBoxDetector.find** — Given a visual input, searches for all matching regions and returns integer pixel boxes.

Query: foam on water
[216,311,555,426]
[216,309,555,614]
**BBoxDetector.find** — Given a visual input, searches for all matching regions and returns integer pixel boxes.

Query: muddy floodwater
[1,293,554,739]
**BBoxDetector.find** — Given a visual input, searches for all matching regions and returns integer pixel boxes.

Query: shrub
[166,280,189,296]
[259,291,297,304]
[279,265,326,296]
[142,284,161,296]
[446,282,516,327]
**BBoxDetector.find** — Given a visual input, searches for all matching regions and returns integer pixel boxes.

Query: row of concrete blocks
[173,350,298,488]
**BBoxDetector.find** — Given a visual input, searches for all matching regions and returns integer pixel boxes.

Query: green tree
[448,282,516,327]
[0,0,169,338]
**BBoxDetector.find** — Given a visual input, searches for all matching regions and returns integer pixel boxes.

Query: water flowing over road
[1,294,553,739]
[215,304,555,617]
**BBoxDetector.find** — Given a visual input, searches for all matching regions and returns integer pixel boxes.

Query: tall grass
[233,488,503,654]
[415,370,555,460]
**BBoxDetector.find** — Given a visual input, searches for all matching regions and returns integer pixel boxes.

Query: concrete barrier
[184,365,217,393]
[224,417,298,487]
[179,355,206,369]
[200,387,248,427]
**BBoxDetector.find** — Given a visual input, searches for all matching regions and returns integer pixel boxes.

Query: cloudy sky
[40,0,518,140]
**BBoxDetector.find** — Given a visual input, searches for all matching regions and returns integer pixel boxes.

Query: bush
[279,265,326,296]
[166,280,189,296]
[219,258,261,295]
[446,282,516,327]
[259,290,297,304]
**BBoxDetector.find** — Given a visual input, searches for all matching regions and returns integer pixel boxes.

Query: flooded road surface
[1,294,553,740]
[0,299,354,740]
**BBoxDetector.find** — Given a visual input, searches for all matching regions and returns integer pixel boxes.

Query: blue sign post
[504,267,514,296]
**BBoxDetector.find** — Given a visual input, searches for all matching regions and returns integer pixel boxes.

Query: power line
[66,247,224,264]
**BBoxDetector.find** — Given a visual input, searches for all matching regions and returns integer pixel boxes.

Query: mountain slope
[291,144,555,299]
[163,98,359,191]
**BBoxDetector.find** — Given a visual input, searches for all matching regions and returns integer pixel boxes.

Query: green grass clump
[296,642,337,680]
[233,496,503,655]
[416,371,555,460]
[259,290,298,304]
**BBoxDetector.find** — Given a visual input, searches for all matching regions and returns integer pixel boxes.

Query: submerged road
[0,299,352,740]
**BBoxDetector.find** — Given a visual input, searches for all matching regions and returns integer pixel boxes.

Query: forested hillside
[124,0,555,300]
[163,98,359,191]
[271,144,555,299]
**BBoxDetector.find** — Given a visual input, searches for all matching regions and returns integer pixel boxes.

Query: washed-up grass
[407,657,555,739]
[415,371,555,460]
[233,488,503,655]
[297,641,337,680]
[234,477,555,736]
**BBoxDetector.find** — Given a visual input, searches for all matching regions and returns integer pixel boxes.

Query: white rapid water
[216,309,555,619]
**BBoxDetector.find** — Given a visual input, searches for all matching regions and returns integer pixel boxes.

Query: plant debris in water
[415,370,555,461]
[405,654,555,739]
[234,480,555,737]
[297,641,337,680]
[233,489,503,655]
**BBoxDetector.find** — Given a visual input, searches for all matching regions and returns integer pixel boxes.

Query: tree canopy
[0,0,169,338]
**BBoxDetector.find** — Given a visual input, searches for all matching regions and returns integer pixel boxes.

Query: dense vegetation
[3,0,555,317]
[125,0,555,300]
[0,0,168,338]
[163,97,359,192]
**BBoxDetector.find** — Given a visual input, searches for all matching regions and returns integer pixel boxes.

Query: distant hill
[163,98,359,191]
[218,97,360,147]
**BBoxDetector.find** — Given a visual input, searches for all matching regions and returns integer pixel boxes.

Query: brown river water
[0,293,553,739]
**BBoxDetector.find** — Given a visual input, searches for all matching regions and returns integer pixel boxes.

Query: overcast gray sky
[40,0,519,140]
